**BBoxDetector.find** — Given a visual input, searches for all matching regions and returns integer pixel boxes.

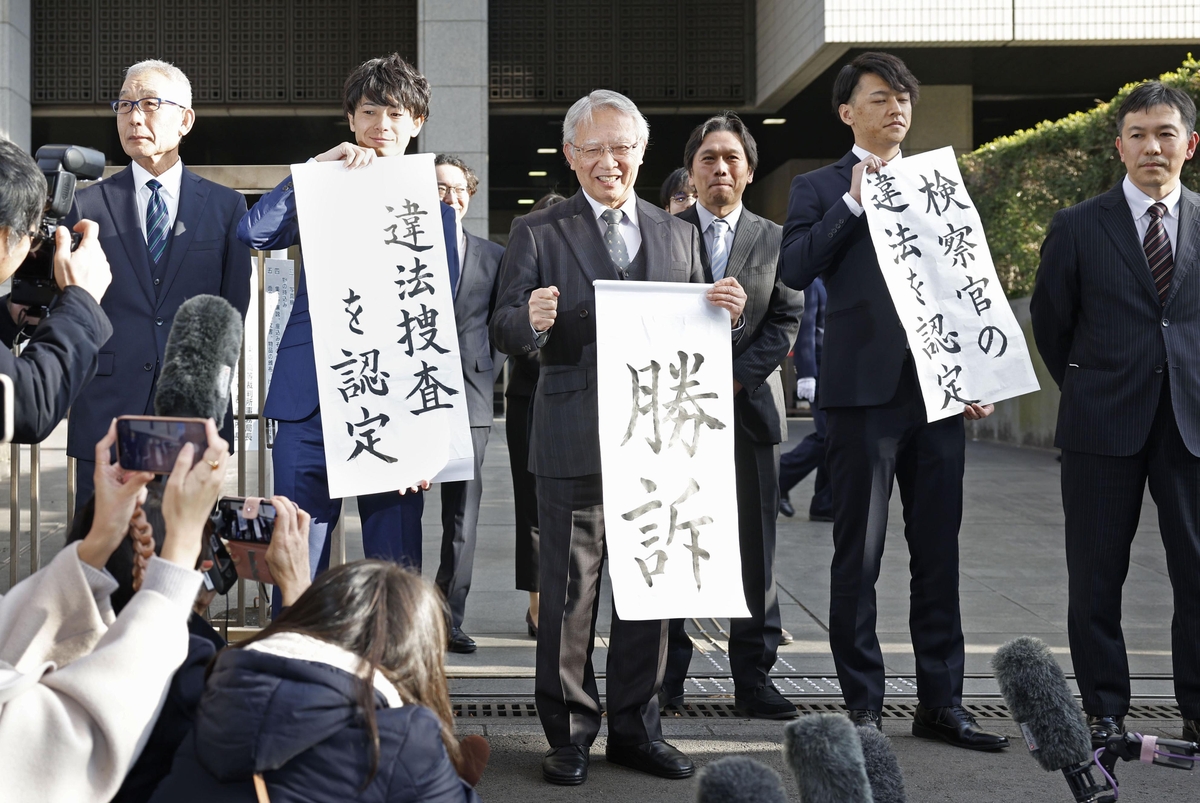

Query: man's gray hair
[124,59,193,108]
[562,90,649,147]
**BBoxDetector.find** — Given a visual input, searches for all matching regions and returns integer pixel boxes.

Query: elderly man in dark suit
[67,59,250,510]
[432,153,505,654]
[491,90,747,786]
[660,113,802,720]
[779,51,1008,750]
[1032,81,1200,747]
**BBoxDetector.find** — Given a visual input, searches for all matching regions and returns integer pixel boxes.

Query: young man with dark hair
[1032,80,1200,747]
[239,54,458,611]
[779,51,1008,750]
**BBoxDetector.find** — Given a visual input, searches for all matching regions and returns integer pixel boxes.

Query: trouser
[779,405,833,518]
[436,425,490,628]
[506,393,540,592]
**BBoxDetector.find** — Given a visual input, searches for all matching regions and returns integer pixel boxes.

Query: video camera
[11,145,106,317]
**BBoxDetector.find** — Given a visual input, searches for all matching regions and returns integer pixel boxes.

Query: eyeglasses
[569,142,640,161]
[437,183,471,199]
[671,192,697,204]
[111,97,188,115]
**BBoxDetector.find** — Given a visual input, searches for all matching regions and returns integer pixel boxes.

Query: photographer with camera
[0,138,113,443]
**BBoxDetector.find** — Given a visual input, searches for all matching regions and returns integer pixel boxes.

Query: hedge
[959,56,1200,299]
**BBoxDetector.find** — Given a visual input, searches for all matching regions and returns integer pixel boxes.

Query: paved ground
[3,417,1194,801]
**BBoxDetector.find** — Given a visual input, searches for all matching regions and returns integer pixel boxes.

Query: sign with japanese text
[862,147,1039,421]
[595,280,749,621]
[291,155,473,497]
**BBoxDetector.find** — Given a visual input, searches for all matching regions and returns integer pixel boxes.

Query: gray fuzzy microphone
[154,295,243,421]
[857,725,906,803]
[784,713,874,803]
[695,756,788,803]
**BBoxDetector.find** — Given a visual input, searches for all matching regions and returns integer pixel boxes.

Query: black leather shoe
[849,709,883,730]
[779,496,795,517]
[1087,715,1125,749]
[606,740,695,779]
[543,745,588,785]
[913,704,1009,751]
[526,609,538,638]
[1184,718,1199,744]
[734,683,799,719]
[780,628,794,645]
[447,627,477,654]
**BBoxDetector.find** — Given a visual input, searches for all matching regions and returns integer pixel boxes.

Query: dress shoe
[526,608,538,638]
[1087,715,1125,749]
[780,628,794,645]
[809,512,834,522]
[734,683,799,719]
[779,496,796,517]
[542,745,588,785]
[913,704,1009,751]
[606,739,695,779]
[1184,718,1199,744]
[447,627,477,654]
[849,709,883,731]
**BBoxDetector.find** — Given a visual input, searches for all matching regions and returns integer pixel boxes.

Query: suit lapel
[637,198,675,282]
[677,205,711,281]
[456,233,480,313]
[724,210,761,281]
[1167,186,1200,307]
[158,167,212,304]
[1099,184,1160,303]
[100,166,156,307]
[555,191,620,284]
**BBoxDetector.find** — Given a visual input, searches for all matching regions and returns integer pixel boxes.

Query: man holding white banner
[491,90,747,786]
[780,52,1009,751]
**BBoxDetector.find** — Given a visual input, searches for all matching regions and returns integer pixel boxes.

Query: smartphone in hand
[213,497,277,585]
[116,415,208,473]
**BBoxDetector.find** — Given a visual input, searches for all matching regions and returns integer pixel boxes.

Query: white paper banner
[862,146,1040,422]
[234,257,295,451]
[291,154,473,497]
[596,280,749,621]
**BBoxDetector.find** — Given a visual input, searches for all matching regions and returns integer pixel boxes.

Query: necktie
[709,218,729,281]
[1144,202,1173,304]
[601,208,630,273]
[145,178,169,264]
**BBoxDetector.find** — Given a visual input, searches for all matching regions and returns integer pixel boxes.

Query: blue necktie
[145,179,169,264]
[709,218,729,280]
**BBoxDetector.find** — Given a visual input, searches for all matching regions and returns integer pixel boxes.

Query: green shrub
[959,56,1200,299]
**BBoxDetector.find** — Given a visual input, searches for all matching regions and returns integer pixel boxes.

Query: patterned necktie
[1144,202,1173,304]
[145,178,169,264]
[709,217,729,281]
[600,208,630,272]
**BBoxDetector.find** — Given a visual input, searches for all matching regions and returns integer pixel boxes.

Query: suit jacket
[779,150,910,408]
[455,232,505,427]
[65,164,251,457]
[678,204,802,444]
[239,175,458,423]
[490,190,705,478]
[1031,181,1200,457]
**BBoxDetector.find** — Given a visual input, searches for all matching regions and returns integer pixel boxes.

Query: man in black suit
[1032,81,1200,747]
[491,90,747,785]
[661,113,802,719]
[432,153,505,654]
[67,59,250,509]
[779,52,1008,750]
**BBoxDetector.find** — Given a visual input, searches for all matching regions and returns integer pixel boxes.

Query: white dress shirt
[583,191,642,260]
[130,159,184,243]
[695,202,744,270]
[1123,174,1181,255]
[843,143,904,217]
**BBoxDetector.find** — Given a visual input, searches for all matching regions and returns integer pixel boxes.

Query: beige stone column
[0,0,31,150]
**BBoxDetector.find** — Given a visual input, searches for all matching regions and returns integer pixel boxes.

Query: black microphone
[993,636,1115,803]
[153,294,243,421]
[784,713,873,803]
[857,724,907,803]
[695,755,788,803]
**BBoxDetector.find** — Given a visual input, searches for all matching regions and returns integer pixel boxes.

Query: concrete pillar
[905,85,973,156]
[0,0,31,150]
[417,0,489,239]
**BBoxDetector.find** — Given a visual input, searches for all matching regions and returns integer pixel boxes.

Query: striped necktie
[145,178,170,264]
[600,208,630,272]
[1144,202,1173,304]
[709,217,729,280]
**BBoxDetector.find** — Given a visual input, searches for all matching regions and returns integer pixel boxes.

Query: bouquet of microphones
[696,711,907,803]
[993,636,1197,803]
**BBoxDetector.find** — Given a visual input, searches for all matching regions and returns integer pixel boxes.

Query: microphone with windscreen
[858,724,907,803]
[992,636,1115,803]
[784,713,874,803]
[694,755,788,803]
[154,294,243,421]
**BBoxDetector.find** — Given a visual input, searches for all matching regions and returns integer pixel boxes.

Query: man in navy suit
[432,153,505,654]
[67,59,250,510]
[780,52,1007,750]
[1032,82,1200,747]
[239,55,458,609]
[778,276,832,521]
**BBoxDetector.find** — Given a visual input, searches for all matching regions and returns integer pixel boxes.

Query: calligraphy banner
[595,280,749,621]
[291,154,473,498]
[862,146,1040,422]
